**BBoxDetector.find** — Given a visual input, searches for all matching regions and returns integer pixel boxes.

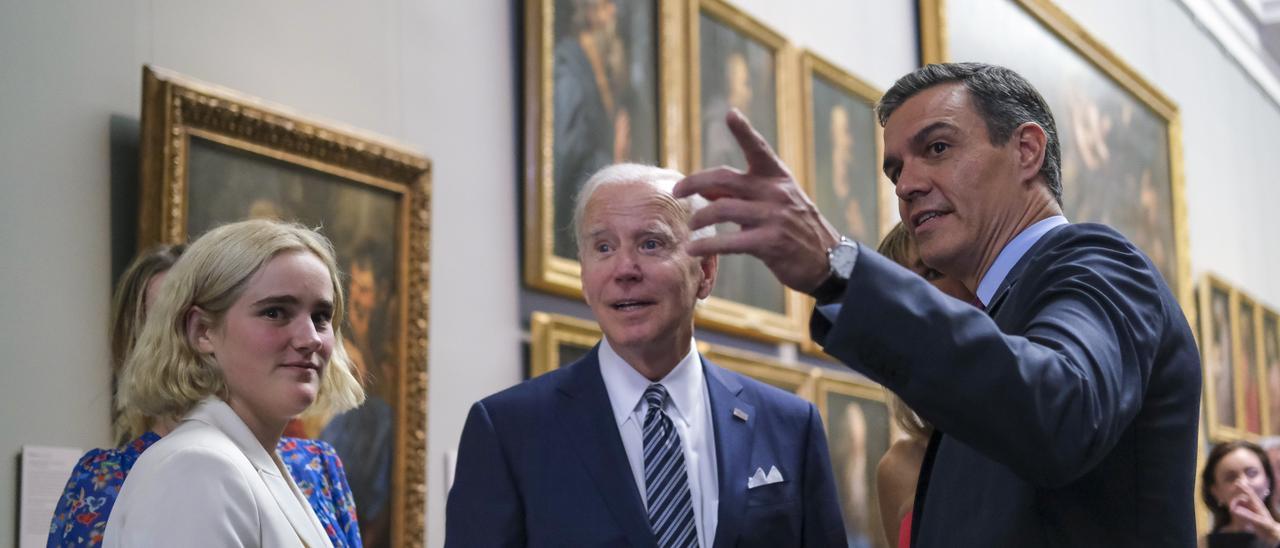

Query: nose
[894,160,931,203]
[291,316,324,353]
[610,247,644,285]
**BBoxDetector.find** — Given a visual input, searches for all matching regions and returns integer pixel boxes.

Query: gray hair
[876,62,1062,205]
[571,163,715,253]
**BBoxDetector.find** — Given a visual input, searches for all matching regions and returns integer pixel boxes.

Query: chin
[286,386,320,415]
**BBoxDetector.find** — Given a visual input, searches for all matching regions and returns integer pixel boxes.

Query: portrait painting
[524,0,681,297]
[818,376,891,548]
[801,52,885,246]
[139,67,431,547]
[689,0,805,343]
[920,0,1191,310]
[1237,295,1262,436]
[1263,310,1280,436]
[1199,276,1237,440]
[529,312,821,400]
[529,311,603,378]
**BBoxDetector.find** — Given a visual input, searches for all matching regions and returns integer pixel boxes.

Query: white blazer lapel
[191,399,333,548]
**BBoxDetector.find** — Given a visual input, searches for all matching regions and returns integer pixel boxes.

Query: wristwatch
[808,236,858,305]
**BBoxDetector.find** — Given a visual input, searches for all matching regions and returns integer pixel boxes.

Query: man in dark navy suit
[674,63,1201,546]
[445,163,845,547]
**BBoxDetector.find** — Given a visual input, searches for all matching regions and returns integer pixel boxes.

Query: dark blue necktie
[642,384,698,548]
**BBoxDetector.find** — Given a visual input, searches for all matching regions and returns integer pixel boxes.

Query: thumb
[727,108,787,177]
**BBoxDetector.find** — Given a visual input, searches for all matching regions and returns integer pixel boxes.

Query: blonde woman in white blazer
[104,219,364,547]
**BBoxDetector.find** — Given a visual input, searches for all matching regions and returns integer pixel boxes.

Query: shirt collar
[597,336,704,428]
[975,215,1068,306]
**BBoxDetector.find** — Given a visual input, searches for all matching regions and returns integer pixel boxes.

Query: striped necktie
[642,384,698,548]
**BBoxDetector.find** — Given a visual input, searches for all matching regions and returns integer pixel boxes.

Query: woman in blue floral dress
[47,243,362,547]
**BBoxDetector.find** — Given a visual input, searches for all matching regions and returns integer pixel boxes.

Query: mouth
[911,208,951,230]
[609,299,656,312]
[281,362,322,372]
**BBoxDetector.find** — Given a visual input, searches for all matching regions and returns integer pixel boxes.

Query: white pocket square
[747,465,784,489]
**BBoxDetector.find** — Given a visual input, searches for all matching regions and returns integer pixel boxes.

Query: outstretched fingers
[727,109,789,177]
[688,198,769,233]
[674,166,758,202]
[686,227,768,259]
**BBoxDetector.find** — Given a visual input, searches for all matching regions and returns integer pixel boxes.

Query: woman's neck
[226,398,286,452]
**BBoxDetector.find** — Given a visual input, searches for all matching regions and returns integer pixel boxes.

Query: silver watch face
[829,240,857,278]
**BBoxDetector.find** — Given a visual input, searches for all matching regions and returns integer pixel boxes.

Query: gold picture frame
[1233,289,1264,437]
[815,370,892,548]
[687,0,807,343]
[919,0,1193,321]
[797,50,893,358]
[1199,274,1240,442]
[529,311,605,378]
[529,312,820,400]
[522,0,686,298]
[799,50,894,245]
[1262,306,1280,437]
[697,341,819,401]
[139,66,431,548]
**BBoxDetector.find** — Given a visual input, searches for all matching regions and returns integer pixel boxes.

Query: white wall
[1,1,1277,546]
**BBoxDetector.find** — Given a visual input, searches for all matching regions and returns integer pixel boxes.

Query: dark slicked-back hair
[876,62,1062,205]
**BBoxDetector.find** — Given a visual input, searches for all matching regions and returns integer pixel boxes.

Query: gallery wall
[0,0,1276,546]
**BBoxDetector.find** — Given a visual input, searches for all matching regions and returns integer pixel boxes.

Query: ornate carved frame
[797,50,892,359]
[139,65,431,547]
[688,0,808,343]
[522,0,686,297]
[529,311,817,402]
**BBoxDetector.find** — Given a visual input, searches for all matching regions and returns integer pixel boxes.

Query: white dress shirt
[598,337,719,548]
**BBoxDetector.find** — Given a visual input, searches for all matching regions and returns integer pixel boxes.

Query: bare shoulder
[875,437,929,511]
[877,438,927,481]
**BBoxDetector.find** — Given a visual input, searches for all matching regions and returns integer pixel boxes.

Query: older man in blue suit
[445,163,845,547]
[674,63,1201,546]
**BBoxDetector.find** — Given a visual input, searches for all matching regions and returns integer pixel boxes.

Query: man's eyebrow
[909,121,959,149]
[884,120,960,178]
[639,225,677,239]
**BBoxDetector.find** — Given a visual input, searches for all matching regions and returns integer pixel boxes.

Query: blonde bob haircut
[115,219,365,442]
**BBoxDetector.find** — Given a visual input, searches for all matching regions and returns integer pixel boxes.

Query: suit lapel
[554,347,655,547]
[258,465,332,547]
[190,399,331,547]
[704,360,755,548]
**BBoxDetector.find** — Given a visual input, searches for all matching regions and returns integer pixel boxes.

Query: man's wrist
[808,237,857,305]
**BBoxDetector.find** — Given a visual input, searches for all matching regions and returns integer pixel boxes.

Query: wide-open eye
[594,241,613,254]
[641,238,663,251]
[929,142,949,155]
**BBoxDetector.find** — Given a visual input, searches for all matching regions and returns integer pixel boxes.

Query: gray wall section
[0,1,1275,546]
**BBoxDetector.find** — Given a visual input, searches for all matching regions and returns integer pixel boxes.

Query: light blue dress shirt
[974,215,1069,306]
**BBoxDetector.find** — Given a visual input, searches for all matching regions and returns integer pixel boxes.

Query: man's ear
[185,306,216,354]
[696,255,718,300]
[1014,122,1048,185]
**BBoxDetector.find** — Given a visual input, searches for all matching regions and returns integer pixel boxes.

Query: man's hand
[673,109,842,293]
